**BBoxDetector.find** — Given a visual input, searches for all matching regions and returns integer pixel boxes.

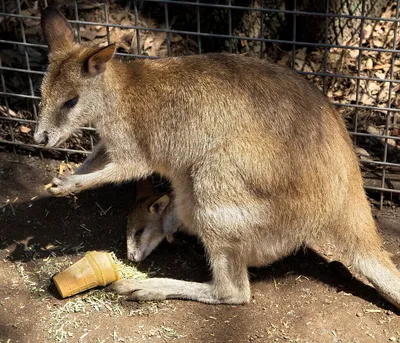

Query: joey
[127,193,181,262]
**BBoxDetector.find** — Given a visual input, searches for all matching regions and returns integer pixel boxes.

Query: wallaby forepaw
[48,175,77,196]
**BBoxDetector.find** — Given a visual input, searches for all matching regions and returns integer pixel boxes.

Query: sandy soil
[1,151,400,343]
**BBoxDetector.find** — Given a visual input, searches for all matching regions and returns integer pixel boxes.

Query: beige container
[53,251,120,298]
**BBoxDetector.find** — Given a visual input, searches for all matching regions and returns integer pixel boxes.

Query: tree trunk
[285,0,389,46]
[232,0,286,55]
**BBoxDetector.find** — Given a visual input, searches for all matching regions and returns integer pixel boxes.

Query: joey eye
[135,228,144,237]
[62,96,79,110]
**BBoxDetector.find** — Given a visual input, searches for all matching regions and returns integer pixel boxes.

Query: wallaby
[35,7,400,307]
[127,192,181,262]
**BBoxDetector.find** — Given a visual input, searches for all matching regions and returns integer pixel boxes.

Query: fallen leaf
[365,58,373,70]
[19,125,31,134]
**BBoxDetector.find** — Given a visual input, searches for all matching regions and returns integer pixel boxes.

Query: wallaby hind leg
[332,203,400,309]
[108,246,250,304]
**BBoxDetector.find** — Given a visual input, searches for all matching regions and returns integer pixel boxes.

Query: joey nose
[133,251,143,262]
[127,251,140,262]
[34,131,48,145]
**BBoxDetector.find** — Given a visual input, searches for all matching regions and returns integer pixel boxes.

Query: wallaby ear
[85,44,116,76]
[149,195,170,215]
[41,7,74,54]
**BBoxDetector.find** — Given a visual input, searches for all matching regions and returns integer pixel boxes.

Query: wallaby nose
[132,251,143,262]
[127,251,139,262]
[34,131,48,145]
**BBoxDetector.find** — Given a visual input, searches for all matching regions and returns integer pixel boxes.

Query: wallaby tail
[354,249,400,309]
[329,188,400,309]
[341,206,400,309]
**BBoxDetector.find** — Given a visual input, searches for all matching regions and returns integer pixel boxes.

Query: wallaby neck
[93,59,144,142]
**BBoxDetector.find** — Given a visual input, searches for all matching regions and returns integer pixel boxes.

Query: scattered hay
[146,325,184,339]
[13,248,170,342]
[48,289,123,342]
[110,252,148,281]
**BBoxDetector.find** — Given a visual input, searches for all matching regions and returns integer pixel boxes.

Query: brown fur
[35,7,400,307]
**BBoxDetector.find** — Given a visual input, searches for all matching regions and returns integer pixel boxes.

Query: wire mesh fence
[1,0,400,206]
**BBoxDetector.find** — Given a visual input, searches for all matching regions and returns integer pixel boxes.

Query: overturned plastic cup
[53,251,120,298]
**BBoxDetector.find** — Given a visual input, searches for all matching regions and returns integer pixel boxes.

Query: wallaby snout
[33,130,48,145]
[126,235,146,262]
[33,124,67,148]
[126,224,165,262]
[33,119,63,147]
[131,251,142,263]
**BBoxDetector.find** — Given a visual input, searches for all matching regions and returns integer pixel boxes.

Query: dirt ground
[1,151,400,343]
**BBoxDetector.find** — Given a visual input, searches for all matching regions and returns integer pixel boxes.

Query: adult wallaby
[36,7,400,307]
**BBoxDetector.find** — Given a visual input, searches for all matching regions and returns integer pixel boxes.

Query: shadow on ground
[1,151,399,343]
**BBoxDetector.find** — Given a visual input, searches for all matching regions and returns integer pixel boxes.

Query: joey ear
[41,7,74,54]
[85,44,116,76]
[149,195,170,215]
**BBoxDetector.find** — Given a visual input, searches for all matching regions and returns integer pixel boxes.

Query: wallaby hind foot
[108,279,226,304]
[108,247,251,304]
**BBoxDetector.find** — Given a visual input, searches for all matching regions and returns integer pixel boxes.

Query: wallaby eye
[135,228,144,237]
[62,96,79,110]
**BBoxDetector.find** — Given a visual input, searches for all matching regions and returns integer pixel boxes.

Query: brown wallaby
[35,7,400,307]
